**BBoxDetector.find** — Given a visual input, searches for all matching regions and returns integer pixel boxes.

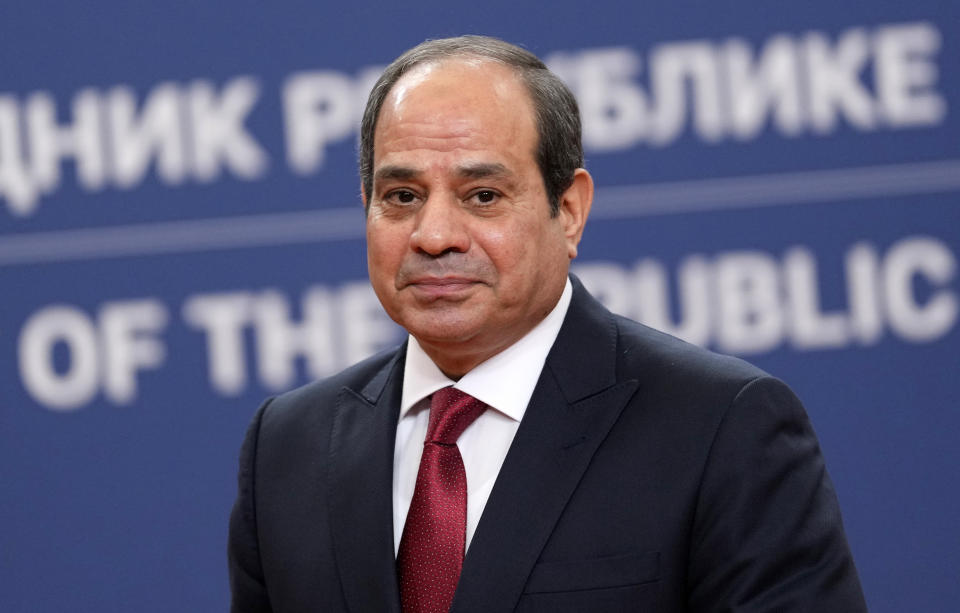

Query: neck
[414,313,549,379]
[416,340,508,380]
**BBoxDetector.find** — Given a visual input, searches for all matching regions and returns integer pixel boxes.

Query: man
[229,36,866,612]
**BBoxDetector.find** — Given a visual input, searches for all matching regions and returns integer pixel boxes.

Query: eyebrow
[373,162,514,185]
[456,162,511,180]
[374,165,420,183]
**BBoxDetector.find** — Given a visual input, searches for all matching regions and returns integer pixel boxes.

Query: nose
[409,194,471,256]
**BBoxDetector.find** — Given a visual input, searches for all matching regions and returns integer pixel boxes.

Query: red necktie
[397,387,487,613]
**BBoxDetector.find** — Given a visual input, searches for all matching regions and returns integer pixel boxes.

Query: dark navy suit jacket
[228,276,866,612]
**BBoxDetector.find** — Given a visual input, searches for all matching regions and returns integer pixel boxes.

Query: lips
[404,276,481,299]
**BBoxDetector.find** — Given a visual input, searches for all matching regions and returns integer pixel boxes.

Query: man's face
[365,58,589,376]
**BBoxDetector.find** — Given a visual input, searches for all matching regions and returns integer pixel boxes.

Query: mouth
[404,276,482,299]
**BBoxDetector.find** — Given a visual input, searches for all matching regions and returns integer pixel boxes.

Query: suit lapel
[327,349,405,613]
[452,278,640,612]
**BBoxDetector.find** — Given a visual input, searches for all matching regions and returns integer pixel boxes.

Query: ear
[360,182,369,212]
[557,168,593,260]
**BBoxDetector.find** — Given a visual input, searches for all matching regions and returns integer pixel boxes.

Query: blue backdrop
[2,1,957,611]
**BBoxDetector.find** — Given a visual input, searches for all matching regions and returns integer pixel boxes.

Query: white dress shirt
[392,278,573,554]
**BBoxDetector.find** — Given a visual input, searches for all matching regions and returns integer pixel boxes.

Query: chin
[404,314,483,346]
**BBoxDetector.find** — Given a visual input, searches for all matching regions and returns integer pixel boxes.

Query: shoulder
[606,313,795,446]
[560,276,776,419]
[256,344,403,431]
[613,313,767,394]
[566,274,766,394]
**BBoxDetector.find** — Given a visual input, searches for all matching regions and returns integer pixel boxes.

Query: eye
[469,190,499,205]
[384,189,419,205]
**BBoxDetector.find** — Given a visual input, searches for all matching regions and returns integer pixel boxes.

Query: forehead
[386,57,529,108]
[373,58,537,164]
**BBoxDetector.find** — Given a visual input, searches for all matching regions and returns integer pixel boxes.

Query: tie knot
[426,387,487,444]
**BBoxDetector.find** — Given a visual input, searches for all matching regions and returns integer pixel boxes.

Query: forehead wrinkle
[380,117,482,148]
[381,133,483,156]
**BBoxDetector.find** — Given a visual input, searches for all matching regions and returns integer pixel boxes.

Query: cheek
[478,224,541,282]
[481,227,519,259]
[504,223,568,283]
[366,224,407,276]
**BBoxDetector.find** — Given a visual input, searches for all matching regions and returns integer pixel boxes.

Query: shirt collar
[400,277,573,422]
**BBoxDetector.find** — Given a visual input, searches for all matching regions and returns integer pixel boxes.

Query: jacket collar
[452,276,640,611]
[327,347,405,613]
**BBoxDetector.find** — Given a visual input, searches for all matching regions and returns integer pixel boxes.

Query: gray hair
[359,35,583,217]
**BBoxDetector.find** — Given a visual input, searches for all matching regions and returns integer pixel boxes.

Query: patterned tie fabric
[397,387,487,613]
